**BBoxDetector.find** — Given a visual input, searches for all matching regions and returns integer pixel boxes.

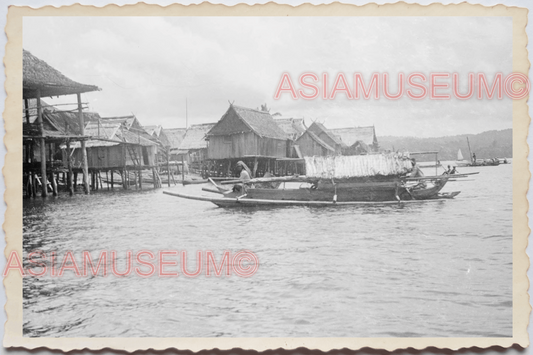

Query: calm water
[22,164,513,337]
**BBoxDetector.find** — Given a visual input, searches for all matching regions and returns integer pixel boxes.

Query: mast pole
[466,137,473,164]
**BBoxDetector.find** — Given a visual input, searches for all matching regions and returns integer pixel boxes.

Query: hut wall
[69,145,125,169]
[68,144,156,169]
[208,132,287,159]
[296,132,332,157]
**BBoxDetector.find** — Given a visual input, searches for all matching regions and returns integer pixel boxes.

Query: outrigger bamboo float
[164,153,476,207]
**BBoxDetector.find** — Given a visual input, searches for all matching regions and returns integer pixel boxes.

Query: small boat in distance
[455,149,470,167]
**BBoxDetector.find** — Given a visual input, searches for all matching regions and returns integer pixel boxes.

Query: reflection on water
[23,165,513,337]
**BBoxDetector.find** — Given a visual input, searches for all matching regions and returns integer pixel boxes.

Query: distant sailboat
[456,149,469,167]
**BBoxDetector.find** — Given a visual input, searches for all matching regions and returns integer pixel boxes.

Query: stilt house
[330,126,379,155]
[23,49,100,196]
[206,104,289,159]
[177,123,215,169]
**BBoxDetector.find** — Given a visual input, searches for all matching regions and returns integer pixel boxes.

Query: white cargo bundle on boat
[304,154,413,178]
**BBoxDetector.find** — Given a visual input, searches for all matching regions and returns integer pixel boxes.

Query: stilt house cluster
[22,49,380,197]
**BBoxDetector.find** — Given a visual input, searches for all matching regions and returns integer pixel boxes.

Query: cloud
[23,16,512,137]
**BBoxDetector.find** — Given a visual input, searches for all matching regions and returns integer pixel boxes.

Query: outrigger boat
[164,153,474,208]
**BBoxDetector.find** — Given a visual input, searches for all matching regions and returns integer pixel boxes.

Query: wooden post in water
[77,94,90,194]
[138,145,143,190]
[50,171,58,196]
[36,90,48,197]
[181,155,185,184]
[66,140,73,196]
[167,147,171,188]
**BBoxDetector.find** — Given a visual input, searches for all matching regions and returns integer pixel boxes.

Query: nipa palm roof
[164,128,187,149]
[23,49,100,99]
[274,118,306,139]
[329,126,377,147]
[308,121,343,146]
[208,105,288,140]
[296,130,335,152]
[179,123,215,150]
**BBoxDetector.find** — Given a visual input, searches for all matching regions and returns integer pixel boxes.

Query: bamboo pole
[77,93,90,194]
[36,91,48,197]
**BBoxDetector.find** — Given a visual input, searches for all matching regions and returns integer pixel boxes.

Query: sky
[23,16,513,137]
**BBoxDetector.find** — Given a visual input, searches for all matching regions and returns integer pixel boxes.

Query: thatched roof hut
[206,105,289,159]
[208,105,288,140]
[294,130,335,157]
[165,128,187,151]
[23,108,100,140]
[144,125,171,147]
[330,126,378,147]
[23,49,99,99]
[274,118,307,140]
[307,122,344,154]
[178,123,215,153]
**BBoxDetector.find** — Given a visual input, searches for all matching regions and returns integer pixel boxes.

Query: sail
[457,149,464,161]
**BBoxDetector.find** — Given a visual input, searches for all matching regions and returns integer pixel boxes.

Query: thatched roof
[97,115,142,131]
[43,109,101,136]
[208,105,288,140]
[23,49,100,99]
[144,125,161,137]
[179,123,215,150]
[119,129,158,147]
[330,126,377,147]
[274,118,306,140]
[308,122,344,147]
[83,121,122,147]
[73,121,157,148]
[296,130,335,152]
[23,98,54,123]
[164,128,187,150]
[23,108,100,140]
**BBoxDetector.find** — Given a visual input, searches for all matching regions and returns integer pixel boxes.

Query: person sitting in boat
[443,165,451,175]
[450,166,458,174]
[409,158,426,188]
[232,161,252,192]
[410,158,424,178]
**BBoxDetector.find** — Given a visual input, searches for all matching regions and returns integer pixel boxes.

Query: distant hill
[378,129,512,161]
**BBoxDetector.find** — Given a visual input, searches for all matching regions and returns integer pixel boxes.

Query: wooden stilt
[50,171,58,196]
[111,170,114,189]
[77,94,90,194]
[66,140,74,196]
[167,147,171,188]
[106,171,110,190]
[36,91,48,197]
[181,156,185,184]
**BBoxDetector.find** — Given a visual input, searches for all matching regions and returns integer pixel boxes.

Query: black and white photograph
[3,1,530,351]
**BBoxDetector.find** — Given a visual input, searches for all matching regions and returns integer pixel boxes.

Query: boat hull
[163,190,459,207]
